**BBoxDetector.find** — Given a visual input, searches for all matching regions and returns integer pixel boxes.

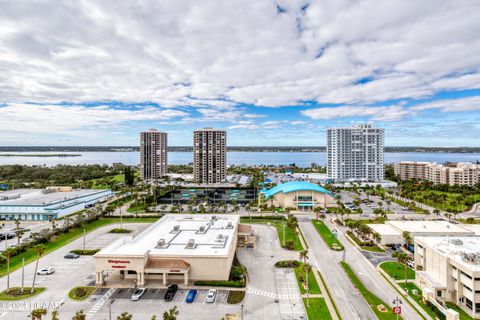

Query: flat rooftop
[417,236,480,272]
[97,214,239,257]
[368,223,401,236]
[386,220,473,235]
[0,189,110,206]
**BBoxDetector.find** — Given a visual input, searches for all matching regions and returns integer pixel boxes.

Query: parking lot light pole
[21,258,25,293]
[241,304,244,320]
[83,229,86,251]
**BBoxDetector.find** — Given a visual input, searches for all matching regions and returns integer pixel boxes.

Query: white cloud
[301,105,410,121]
[0,103,187,134]
[410,96,480,112]
[0,0,479,108]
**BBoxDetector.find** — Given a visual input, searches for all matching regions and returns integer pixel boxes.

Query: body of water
[0,151,479,167]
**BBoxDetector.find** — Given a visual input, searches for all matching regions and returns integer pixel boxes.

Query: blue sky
[0,1,479,146]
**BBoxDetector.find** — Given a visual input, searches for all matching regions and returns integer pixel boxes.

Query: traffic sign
[393,306,401,314]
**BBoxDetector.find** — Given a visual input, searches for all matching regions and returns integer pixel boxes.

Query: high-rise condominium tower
[327,124,384,181]
[193,128,226,184]
[140,129,167,180]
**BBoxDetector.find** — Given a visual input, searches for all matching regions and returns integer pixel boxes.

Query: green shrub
[227,291,246,304]
[285,240,295,250]
[108,228,132,234]
[70,249,100,255]
[275,260,301,268]
[193,280,245,288]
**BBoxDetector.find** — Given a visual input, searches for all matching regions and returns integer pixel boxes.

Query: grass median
[380,261,415,280]
[341,261,402,320]
[312,220,344,251]
[303,298,333,320]
[0,287,45,300]
[0,217,159,277]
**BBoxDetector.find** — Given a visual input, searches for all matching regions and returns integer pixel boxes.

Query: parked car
[64,252,80,259]
[0,233,16,240]
[407,260,415,268]
[131,288,146,301]
[164,284,178,301]
[185,289,197,303]
[37,267,55,275]
[205,288,217,303]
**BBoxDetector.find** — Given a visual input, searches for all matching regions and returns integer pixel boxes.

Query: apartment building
[193,128,227,184]
[327,124,384,181]
[393,161,431,180]
[415,236,480,319]
[140,129,168,180]
[395,161,480,186]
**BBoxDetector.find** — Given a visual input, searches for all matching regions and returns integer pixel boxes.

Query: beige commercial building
[94,214,249,287]
[415,236,480,319]
[140,129,168,180]
[193,128,227,184]
[368,220,475,245]
[262,181,337,212]
[394,161,480,186]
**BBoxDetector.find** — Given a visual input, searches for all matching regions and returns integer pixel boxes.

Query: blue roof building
[262,181,336,211]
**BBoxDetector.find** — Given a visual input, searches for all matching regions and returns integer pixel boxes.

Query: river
[0,151,479,167]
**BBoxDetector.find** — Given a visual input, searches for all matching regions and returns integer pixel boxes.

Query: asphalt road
[322,218,424,320]
[299,219,376,320]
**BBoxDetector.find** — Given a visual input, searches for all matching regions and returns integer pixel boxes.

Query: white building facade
[327,124,384,182]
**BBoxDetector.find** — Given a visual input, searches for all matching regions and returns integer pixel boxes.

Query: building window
[461,271,473,279]
[437,290,442,297]
[466,298,473,310]
[463,284,472,292]
[476,303,480,313]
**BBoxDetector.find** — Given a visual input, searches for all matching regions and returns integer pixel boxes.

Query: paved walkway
[275,268,307,320]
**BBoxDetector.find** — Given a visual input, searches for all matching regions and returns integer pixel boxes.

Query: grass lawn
[294,266,321,294]
[399,190,480,213]
[68,286,96,301]
[127,202,147,213]
[0,217,159,277]
[380,261,415,280]
[303,298,333,320]
[387,196,425,214]
[341,262,402,320]
[445,302,474,320]
[240,217,303,251]
[90,174,125,189]
[398,282,437,320]
[0,287,45,300]
[312,220,344,251]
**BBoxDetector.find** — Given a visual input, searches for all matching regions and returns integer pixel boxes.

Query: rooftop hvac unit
[199,225,205,233]
[211,215,217,221]
[186,239,196,249]
[172,225,180,233]
[156,239,168,248]
[450,239,463,246]
[226,222,233,229]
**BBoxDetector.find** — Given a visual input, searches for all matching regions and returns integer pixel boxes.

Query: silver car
[131,288,146,301]
[205,289,217,303]
[37,267,55,275]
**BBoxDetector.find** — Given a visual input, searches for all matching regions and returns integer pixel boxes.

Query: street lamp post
[392,297,402,320]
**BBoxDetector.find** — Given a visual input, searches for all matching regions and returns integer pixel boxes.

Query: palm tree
[163,306,179,320]
[402,231,412,247]
[303,263,312,307]
[3,247,16,291]
[396,252,410,286]
[51,310,59,320]
[433,209,440,217]
[31,244,46,293]
[117,312,133,320]
[72,310,86,320]
[16,229,25,246]
[299,249,309,264]
[30,308,47,320]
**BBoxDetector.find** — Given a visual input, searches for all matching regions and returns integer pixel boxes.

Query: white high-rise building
[327,124,384,181]
[193,128,226,184]
[140,129,167,180]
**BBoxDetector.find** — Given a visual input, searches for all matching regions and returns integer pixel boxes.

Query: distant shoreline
[0,154,81,157]
[0,146,480,153]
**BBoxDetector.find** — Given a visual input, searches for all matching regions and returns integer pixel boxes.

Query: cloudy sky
[1,0,479,146]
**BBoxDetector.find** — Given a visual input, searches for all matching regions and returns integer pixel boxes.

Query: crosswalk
[86,288,116,320]
[246,287,300,300]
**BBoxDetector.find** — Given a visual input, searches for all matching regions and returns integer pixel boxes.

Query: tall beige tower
[140,129,167,180]
[193,128,226,184]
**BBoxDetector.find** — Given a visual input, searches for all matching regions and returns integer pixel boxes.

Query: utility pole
[120,206,123,230]
[241,304,244,320]
[283,223,286,247]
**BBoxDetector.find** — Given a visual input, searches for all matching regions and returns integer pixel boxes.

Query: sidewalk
[312,267,340,320]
